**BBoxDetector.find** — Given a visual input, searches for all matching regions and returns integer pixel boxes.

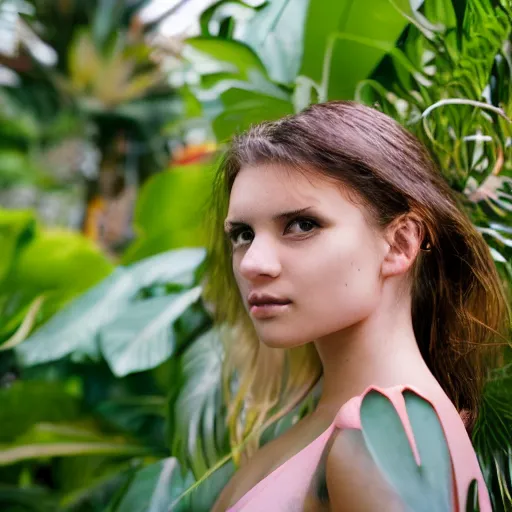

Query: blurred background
[0,0,511,510]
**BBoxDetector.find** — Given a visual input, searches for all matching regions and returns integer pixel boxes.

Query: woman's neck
[312,292,439,419]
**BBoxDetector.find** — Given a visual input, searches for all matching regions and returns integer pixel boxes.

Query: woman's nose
[238,236,281,280]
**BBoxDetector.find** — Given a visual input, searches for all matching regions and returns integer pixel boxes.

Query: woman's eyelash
[227,216,320,244]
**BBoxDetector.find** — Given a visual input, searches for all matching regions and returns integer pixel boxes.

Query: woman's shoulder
[328,383,491,511]
[333,383,458,429]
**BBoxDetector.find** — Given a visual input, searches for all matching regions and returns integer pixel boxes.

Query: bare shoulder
[325,428,406,512]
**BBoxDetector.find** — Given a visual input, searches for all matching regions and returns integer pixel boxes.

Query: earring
[420,239,432,252]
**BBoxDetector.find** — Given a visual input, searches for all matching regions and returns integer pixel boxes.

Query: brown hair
[204,100,511,462]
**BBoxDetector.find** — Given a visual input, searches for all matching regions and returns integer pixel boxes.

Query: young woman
[205,101,510,511]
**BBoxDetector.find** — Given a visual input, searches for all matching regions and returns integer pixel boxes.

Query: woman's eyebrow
[224,206,316,232]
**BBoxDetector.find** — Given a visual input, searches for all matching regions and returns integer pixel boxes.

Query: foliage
[356,0,512,277]
[0,0,511,510]
[0,0,180,237]
[360,388,480,511]
[348,2,512,507]
[0,207,113,351]
[121,164,215,264]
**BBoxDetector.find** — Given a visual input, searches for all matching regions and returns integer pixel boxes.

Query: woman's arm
[326,428,407,512]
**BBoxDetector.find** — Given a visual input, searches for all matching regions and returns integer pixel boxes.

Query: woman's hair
[204,100,511,464]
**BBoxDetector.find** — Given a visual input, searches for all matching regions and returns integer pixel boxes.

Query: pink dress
[227,384,491,511]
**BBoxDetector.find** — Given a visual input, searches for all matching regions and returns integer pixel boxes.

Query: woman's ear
[381,215,423,278]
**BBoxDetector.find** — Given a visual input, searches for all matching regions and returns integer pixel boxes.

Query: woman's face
[224,163,388,348]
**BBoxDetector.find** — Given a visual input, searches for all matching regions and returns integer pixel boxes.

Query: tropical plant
[1,0,511,510]
[360,388,481,511]
[0,207,113,352]
[0,244,217,510]
[0,0,185,253]
[176,0,424,141]
[348,1,512,507]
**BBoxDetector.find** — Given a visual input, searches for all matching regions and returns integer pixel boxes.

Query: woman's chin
[255,328,313,349]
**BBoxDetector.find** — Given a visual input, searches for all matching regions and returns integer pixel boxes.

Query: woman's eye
[228,228,253,247]
[228,217,319,248]
[285,218,318,234]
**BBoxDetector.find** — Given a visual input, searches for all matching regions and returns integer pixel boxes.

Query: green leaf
[186,460,235,512]
[196,70,288,102]
[127,249,207,290]
[360,389,453,511]
[0,208,36,287]
[292,75,321,112]
[0,381,81,443]
[171,329,228,479]
[108,457,194,512]
[423,0,457,30]
[123,167,214,264]
[473,364,512,510]
[199,0,260,38]
[58,456,137,510]
[99,286,203,377]
[213,88,293,141]
[300,0,416,99]
[92,0,124,49]
[0,423,148,466]
[186,37,268,81]
[15,268,136,366]
[15,249,206,366]
[241,0,310,84]
[403,390,452,508]
[198,0,309,84]
[8,229,113,295]
[0,228,112,350]
[96,396,167,436]
[465,479,479,512]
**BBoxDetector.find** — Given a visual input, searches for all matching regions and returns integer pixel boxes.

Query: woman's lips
[249,301,292,319]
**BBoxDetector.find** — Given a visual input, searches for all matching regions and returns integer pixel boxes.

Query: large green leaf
[300,0,418,100]
[199,0,310,84]
[171,328,230,479]
[184,31,292,108]
[169,330,235,511]
[0,423,148,466]
[241,0,310,84]
[99,286,203,377]
[213,87,293,141]
[121,229,205,267]
[181,460,235,512]
[15,268,135,365]
[196,70,289,103]
[360,389,453,511]
[123,166,214,264]
[7,229,113,295]
[108,457,194,512]
[15,249,206,366]
[360,389,486,511]
[127,248,206,290]
[186,37,268,81]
